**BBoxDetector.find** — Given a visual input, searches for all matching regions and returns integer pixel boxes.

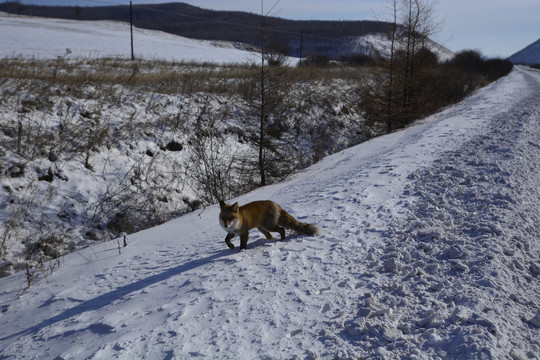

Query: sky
[14,0,540,58]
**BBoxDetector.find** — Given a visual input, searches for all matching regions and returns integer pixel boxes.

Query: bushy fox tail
[278,208,322,236]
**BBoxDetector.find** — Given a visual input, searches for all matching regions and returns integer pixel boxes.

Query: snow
[1,65,539,358]
[1,12,540,360]
[352,33,455,62]
[0,12,257,63]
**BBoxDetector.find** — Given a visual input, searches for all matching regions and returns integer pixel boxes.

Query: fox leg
[276,226,286,240]
[239,233,249,250]
[257,227,273,239]
[225,233,235,249]
[266,225,285,240]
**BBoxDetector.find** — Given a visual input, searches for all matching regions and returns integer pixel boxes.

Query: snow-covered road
[1,66,539,359]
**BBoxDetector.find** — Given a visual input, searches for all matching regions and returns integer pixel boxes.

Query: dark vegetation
[361,48,513,132]
[356,0,513,133]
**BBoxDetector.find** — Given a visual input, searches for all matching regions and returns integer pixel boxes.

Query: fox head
[219,200,241,233]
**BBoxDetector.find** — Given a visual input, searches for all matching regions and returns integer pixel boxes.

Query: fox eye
[221,216,232,223]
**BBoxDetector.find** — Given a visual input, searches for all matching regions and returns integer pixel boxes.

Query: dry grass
[0,56,368,95]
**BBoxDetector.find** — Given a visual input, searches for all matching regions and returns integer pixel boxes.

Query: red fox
[219,200,322,250]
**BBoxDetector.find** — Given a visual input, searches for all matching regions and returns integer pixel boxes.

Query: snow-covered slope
[291,33,453,62]
[0,12,256,63]
[0,14,366,277]
[351,33,454,62]
[509,38,540,64]
[1,66,539,359]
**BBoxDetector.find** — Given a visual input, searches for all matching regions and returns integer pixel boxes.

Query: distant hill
[508,38,540,64]
[0,1,394,59]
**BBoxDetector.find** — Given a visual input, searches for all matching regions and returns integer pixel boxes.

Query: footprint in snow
[321,303,331,313]
[289,329,303,337]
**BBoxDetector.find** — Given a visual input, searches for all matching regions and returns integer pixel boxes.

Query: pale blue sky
[15,0,540,58]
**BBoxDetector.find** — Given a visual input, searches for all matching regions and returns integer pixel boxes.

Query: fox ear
[232,202,239,212]
[219,200,226,208]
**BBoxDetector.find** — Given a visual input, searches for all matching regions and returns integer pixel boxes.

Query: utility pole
[299,31,304,61]
[130,1,134,60]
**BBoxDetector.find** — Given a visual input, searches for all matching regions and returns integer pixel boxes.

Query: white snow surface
[1,65,540,359]
[0,12,257,63]
[352,33,454,62]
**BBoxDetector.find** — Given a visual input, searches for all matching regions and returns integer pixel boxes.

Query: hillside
[508,38,540,64]
[0,12,373,278]
[0,3,457,61]
[0,2,395,59]
[1,65,539,359]
[0,11,256,62]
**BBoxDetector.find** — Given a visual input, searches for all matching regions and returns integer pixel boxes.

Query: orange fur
[219,200,321,250]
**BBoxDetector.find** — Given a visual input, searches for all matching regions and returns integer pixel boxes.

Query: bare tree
[361,0,441,132]
[245,0,293,187]
[400,0,440,115]
[386,0,399,133]
[186,108,243,205]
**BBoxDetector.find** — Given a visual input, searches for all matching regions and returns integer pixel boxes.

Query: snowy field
[0,12,256,63]
[1,63,539,358]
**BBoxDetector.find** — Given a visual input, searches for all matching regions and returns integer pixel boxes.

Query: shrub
[339,53,375,66]
[449,50,513,82]
[359,48,514,133]
[299,54,332,67]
